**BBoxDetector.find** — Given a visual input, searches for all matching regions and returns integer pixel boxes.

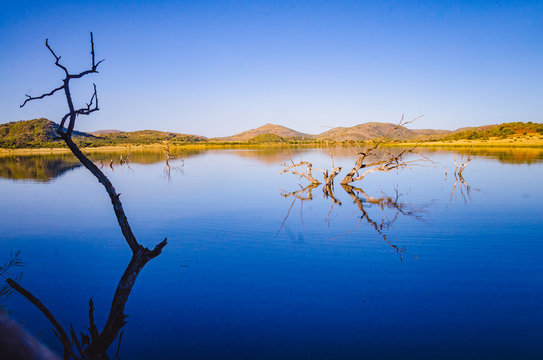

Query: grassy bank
[2,135,542,157]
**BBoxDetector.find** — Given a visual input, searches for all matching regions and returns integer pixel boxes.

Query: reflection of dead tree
[162,144,184,182]
[322,184,341,225]
[341,116,429,184]
[6,252,160,359]
[11,32,167,359]
[341,185,423,261]
[278,183,319,233]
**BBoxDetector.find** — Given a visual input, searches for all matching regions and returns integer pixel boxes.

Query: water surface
[1,147,542,359]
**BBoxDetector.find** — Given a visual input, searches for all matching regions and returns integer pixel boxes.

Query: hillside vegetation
[214,123,312,141]
[0,118,93,148]
[439,122,543,141]
[0,119,206,148]
[93,130,207,145]
[317,122,451,141]
[1,119,542,149]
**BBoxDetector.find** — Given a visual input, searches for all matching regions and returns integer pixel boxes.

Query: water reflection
[1,146,541,182]
[5,248,158,359]
[0,155,81,182]
[420,146,543,164]
[280,182,425,261]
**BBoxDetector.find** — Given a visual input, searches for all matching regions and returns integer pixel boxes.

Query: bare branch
[69,32,104,79]
[75,84,99,116]
[45,38,69,76]
[280,161,321,184]
[17,31,168,360]
[20,85,65,108]
[341,116,428,184]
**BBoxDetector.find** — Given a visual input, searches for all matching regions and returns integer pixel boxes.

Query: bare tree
[279,161,322,184]
[280,116,430,189]
[7,32,167,359]
[450,152,475,203]
[341,115,430,184]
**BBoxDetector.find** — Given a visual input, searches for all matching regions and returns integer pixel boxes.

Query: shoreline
[1,139,542,156]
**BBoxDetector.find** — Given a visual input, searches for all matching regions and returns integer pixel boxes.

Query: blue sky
[1,0,542,137]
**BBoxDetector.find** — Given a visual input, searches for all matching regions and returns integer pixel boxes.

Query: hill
[440,122,543,141]
[2,119,541,149]
[316,122,440,141]
[0,119,207,148]
[215,123,312,142]
[0,118,94,148]
[92,129,123,135]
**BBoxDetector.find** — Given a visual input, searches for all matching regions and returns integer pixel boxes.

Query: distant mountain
[92,129,123,135]
[0,118,94,148]
[317,122,408,141]
[411,128,453,137]
[215,123,312,141]
[2,118,541,149]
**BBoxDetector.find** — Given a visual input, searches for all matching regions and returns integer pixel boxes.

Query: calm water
[1,147,542,359]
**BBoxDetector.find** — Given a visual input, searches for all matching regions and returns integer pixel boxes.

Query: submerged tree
[6,32,167,359]
[280,116,430,189]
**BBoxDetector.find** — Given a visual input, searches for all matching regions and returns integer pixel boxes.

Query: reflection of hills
[1,146,541,182]
[0,155,81,182]
[231,147,412,165]
[0,149,208,181]
[85,148,207,164]
[421,147,543,164]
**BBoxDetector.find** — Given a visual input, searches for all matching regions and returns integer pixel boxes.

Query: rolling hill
[214,123,312,141]
[0,119,207,148]
[317,122,451,141]
[95,129,207,145]
[2,119,541,149]
[0,118,95,148]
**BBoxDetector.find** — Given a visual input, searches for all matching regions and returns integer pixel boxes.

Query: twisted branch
[341,115,428,184]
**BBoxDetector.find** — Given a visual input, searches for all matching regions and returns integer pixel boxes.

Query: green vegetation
[0,154,81,181]
[248,133,285,143]
[2,119,542,150]
[0,119,207,149]
[92,130,206,146]
[0,118,93,149]
[439,122,543,141]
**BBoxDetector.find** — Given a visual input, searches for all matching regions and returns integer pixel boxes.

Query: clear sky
[1,0,542,137]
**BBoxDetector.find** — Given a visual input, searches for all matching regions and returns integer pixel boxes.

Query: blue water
[1,147,542,359]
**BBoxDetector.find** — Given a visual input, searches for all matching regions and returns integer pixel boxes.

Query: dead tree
[8,32,167,359]
[450,152,475,203]
[341,115,429,184]
[279,161,322,184]
[279,147,341,187]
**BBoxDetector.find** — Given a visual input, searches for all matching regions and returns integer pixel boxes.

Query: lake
[1,146,542,359]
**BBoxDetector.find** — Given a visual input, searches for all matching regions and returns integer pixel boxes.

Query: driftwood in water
[10,32,167,360]
[280,161,322,184]
[341,115,429,184]
[450,152,475,203]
